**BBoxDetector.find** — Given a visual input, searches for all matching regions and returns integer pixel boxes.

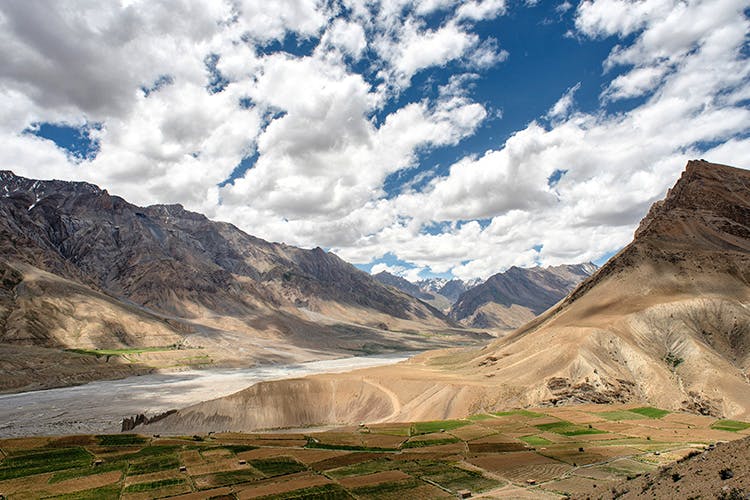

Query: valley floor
[0,404,748,499]
[0,353,417,438]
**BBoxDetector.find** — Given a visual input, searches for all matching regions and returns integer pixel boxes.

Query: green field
[123,478,186,493]
[410,419,469,435]
[493,409,544,418]
[535,420,606,436]
[629,407,670,418]
[259,483,353,500]
[96,433,147,446]
[402,436,460,448]
[198,468,265,486]
[710,419,750,432]
[0,447,92,480]
[66,346,180,356]
[249,457,307,477]
[0,405,740,499]
[596,410,649,421]
[520,435,553,446]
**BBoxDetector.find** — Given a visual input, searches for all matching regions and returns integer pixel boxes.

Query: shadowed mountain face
[449,263,596,329]
[372,271,434,302]
[0,171,447,322]
[151,161,750,433]
[0,171,481,392]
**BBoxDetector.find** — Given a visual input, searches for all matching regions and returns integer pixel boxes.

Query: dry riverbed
[0,352,418,437]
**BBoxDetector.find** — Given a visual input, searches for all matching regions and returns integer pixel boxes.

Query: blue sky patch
[24,122,102,161]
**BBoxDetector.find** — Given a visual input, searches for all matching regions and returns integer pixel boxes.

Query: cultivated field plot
[0,404,746,499]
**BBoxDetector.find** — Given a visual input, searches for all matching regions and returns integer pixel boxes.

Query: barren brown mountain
[0,171,482,392]
[149,160,750,434]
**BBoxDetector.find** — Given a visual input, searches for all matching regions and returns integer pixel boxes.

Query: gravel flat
[0,352,416,437]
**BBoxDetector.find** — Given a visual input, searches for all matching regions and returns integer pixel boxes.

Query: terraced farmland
[0,404,747,499]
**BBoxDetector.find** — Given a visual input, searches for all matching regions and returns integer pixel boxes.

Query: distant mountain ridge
[373,263,595,330]
[449,263,597,330]
[372,272,480,312]
[0,171,482,392]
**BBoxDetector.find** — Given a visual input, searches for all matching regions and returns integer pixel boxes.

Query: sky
[0,0,749,282]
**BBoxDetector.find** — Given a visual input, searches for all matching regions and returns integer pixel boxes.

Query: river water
[0,352,416,437]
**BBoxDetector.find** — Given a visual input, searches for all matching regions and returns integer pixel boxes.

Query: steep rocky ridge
[151,160,750,433]
[0,171,447,324]
[450,263,596,329]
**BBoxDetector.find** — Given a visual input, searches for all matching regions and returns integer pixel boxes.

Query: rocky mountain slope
[372,271,435,302]
[473,160,750,417]
[0,171,480,392]
[151,160,750,433]
[580,435,750,499]
[449,263,596,330]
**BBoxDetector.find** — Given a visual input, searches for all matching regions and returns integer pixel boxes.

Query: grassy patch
[493,409,545,418]
[118,444,180,461]
[96,434,147,446]
[402,437,460,448]
[66,346,178,356]
[326,459,396,479]
[306,440,397,452]
[520,435,552,446]
[399,460,502,493]
[349,478,422,496]
[410,420,469,436]
[123,477,185,492]
[535,421,606,436]
[128,454,179,475]
[664,352,684,369]
[710,419,750,432]
[49,461,127,483]
[0,447,92,480]
[256,483,354,500]
[596,410,648,421]
[629,407,669,419]
[48,484,122,500]
[197,468,264,487]
[249,457,306,477]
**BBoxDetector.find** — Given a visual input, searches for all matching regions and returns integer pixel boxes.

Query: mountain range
[0,171,485,392]
[147,160,750,434]
[374,264,596,331]
[372,272,476,312]
[449,263,596,329]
